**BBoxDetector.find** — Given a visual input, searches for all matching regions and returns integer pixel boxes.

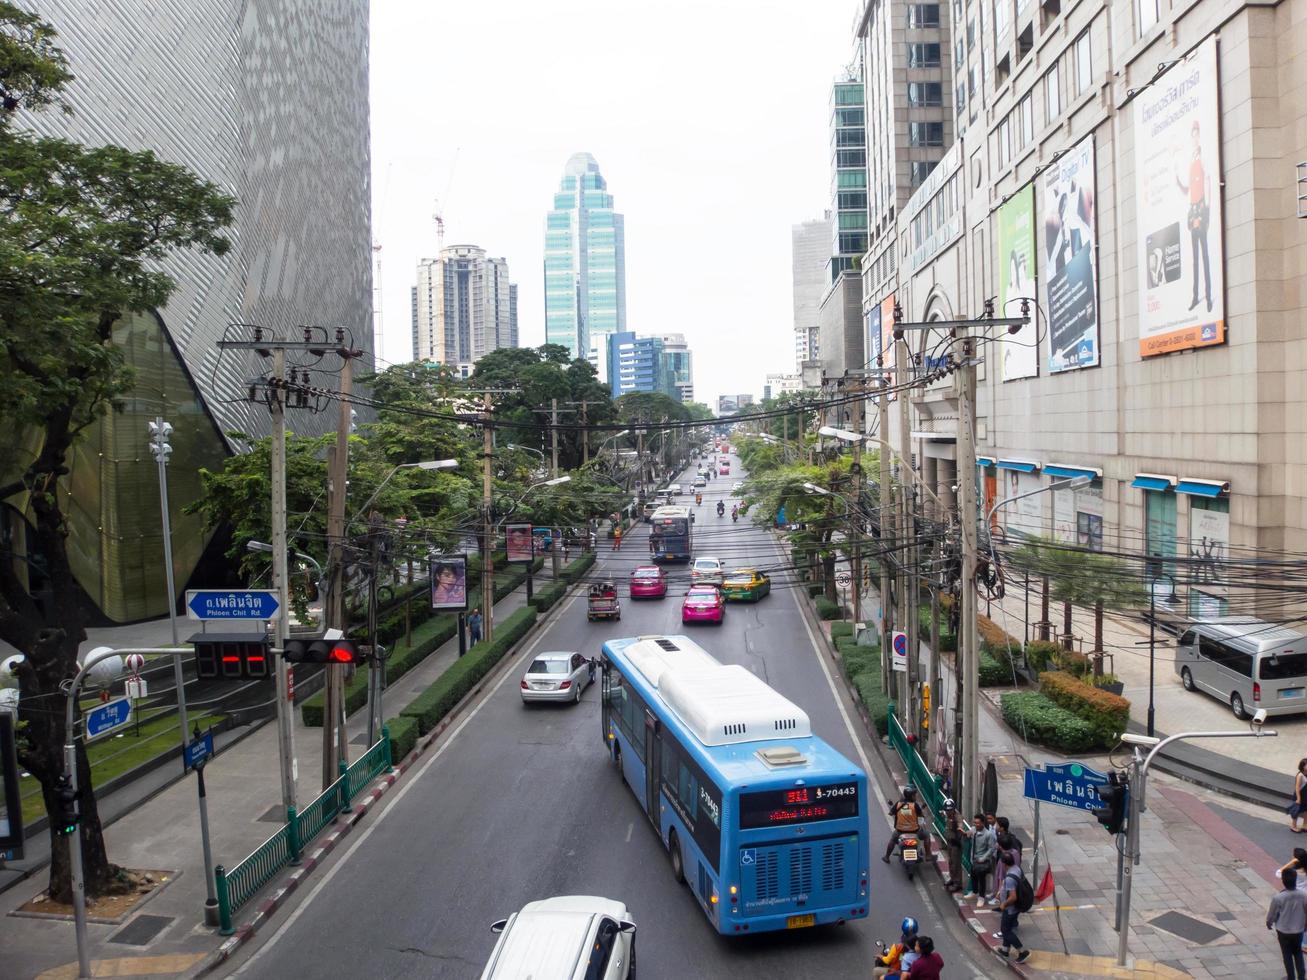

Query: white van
[1174,617,1307,719]
[481,895,637,980]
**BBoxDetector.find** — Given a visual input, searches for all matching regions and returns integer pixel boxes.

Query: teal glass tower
[543,152,627,360]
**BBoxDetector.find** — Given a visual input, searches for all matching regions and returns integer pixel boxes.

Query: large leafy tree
[0,5,235,900]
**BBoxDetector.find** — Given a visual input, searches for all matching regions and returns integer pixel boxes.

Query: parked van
[1174,617,1307,719]
[481,895,636,979]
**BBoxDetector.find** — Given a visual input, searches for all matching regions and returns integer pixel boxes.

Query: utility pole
[269,346,296,811]
[849,379,864,631]
[482,390,495,643]
[878,377,894,700]
[565,399,602,466]
[636,426,646,499]
[895,337,919,732]
[323,341,356,786]
[550,398,561,580]
[956,327,980,819]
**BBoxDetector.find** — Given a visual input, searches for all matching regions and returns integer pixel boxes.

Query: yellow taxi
[720,567,771,602]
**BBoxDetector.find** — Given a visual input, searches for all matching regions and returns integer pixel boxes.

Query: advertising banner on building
[866,304,882,367]
[1133,36,1225,358]
[1188,504,1229,615]
[1002,469,1047,537]
[879,293,897,400]
[997,185,1038,380]
[1040,135,1100,372]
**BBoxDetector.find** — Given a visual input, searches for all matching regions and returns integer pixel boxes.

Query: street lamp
[247,541,327,630]
[983,475,1091,530]
[349,459,458,525]
[1146,569,1179,737]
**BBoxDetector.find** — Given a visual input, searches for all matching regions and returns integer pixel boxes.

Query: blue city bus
[649,505,693,561]
[599,634,870,934]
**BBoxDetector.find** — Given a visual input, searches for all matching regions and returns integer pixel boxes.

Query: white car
[521,651,594,704]
[691,556,724,587]
[669,483,683,496]
[693,477,707,489]
[482,896,636,979]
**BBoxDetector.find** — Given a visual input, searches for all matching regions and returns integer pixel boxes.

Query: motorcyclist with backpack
[996,846,1033,963]
[716,500,725,517]
[883,784,925,863]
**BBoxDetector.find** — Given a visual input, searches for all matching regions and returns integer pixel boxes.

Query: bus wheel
[668,829,686,884]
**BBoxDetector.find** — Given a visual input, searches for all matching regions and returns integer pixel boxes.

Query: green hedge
[1000,692,1097,753]
[385,714,419,762]
[1023,640,1064,673]
[806,582,825,598]
[531,580,568,613]
[401,606,539,735]
[562,552,596,584]
[830,621,854,640]
[302,612,459,726]
[979,652,1022,687]
[814,596,841,620]
[1040,670,1130,746]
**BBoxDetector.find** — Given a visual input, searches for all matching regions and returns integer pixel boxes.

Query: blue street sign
[1023,761,1111,812]
[186,589,279,621]
[85,697,132,740]
[183,730,214,771]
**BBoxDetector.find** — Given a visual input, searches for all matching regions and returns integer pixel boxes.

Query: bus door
[644,710,661,825]
[600,660,612,750]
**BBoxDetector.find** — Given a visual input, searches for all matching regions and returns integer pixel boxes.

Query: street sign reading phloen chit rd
[186,590,279,621]
[1023,761,1111,812]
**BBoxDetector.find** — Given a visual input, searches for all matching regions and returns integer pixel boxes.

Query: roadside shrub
[562,552,596,584]
[853,671,892,735]
[1039,670,1130,746]
[978,614,1022,651]
[384,715,419,763]
[531,581,568,613]
[830,621,854,640]
[1023,640,1063,673]
[806,582,825,598]
[1000,692,1097,753]
[979,652,1021,687]
[1054,649,1093,678]
[402,606,538,735]
[815,597,841,620]
[982,640,1020,664]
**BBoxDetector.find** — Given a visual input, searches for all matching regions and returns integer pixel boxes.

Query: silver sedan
[520,651,594,704]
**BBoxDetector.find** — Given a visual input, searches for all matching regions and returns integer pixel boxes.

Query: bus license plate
[787,914,816,929]
[902,848,918,861]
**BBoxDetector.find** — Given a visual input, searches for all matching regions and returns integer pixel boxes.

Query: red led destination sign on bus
[738,782,860,829]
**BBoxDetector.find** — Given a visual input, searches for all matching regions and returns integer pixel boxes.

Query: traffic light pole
[62,647,199,979]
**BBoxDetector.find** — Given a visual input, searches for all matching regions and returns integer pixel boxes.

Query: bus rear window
[1259,653,1307,681]
[739,782,860,829]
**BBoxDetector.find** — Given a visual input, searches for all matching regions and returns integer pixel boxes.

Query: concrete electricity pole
[878,377,894,700]
[550,398,561,580]
[323,341,357,786]
[894,337,919,731]
[482,390,495,643]
[268,346,296,811]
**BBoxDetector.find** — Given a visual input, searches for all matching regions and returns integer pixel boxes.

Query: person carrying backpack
[996,848,1033,963]
[883,785,925,863]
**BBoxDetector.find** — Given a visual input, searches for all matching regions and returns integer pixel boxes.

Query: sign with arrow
[85,697,132,740]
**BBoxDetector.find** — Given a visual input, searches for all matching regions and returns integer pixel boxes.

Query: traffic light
[192,634,271,680]
[53,773,80,836]
[1091,772,1128,835]
[282,637,364,664]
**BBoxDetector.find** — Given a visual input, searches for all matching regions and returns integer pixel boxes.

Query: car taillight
[1253,682,1261,702]
[559,680,572,689]
[520,680,529,689]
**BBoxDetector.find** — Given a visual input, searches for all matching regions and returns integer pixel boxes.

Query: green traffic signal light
[54,774,80,836]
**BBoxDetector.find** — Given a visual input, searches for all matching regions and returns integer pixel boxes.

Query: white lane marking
[625,821,633,843]
[233,589,577,973]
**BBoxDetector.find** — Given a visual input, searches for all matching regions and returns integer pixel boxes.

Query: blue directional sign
[186,590,279,621]
[183,730,214,771]
[1023,761,1111,812]
[85,697,132,740]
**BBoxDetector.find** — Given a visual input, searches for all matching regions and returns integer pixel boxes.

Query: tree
[0,6,235,901]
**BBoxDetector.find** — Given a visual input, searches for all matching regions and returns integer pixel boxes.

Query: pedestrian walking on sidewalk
[996,849,1031,963]
[1289,759,1307,832]
[1268,868,1307,979]
[468,607,483,645]
[963,810,997,907]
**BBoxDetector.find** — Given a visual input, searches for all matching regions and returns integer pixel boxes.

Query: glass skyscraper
[543,152,627,360]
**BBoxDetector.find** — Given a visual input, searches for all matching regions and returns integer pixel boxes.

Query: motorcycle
[716,503,725,518]
[895,832,922,880]
[731,508,738,523]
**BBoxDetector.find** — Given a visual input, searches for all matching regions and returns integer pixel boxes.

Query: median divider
[561,551,596,584]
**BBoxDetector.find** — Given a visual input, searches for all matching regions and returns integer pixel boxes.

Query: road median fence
[214,732,392,934]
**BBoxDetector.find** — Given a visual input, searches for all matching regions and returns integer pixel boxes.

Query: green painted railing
[885,704,970,876]
[216,729,392,934]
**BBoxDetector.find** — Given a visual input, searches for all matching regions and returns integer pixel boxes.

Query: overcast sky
[370,0,858,405]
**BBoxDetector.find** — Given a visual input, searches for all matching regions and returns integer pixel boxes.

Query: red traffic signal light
[1091,773,1128,835]
[282,637,365,664]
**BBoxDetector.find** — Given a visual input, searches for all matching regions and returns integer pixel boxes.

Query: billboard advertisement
[1133,36,1225,358]
[997,185,1038,380]
[1041,135,1100,372]
[430,555,469,611]
[880,293,897,400]
[506,524,534,564]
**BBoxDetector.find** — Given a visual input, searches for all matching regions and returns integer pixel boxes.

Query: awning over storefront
[1130,473,1176,491]
[1045,464,1103,480]
[1176,478,1230,498]
[997,459,1039,473]
[977,456,996,467]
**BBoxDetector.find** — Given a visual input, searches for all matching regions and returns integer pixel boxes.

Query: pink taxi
[629,565,668,599]
[681,586,726,625]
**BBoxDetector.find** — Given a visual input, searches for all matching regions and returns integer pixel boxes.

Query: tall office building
[413,245,518,369]
[819,76,871,377]
[605,332,680,400]
[2,0,370,622]
[656,333,694,403]
[543,152,627,360]
[792,216,830,372]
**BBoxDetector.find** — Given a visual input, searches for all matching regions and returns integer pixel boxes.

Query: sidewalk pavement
[923,627,1290,978]
[978,581,1305,789]
[0,563,553,980]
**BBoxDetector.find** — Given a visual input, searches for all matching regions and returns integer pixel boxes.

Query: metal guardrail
[885,704,970,875]
[215,729,392,934]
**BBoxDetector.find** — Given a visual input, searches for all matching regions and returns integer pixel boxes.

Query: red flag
[1035,866,1055,903]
